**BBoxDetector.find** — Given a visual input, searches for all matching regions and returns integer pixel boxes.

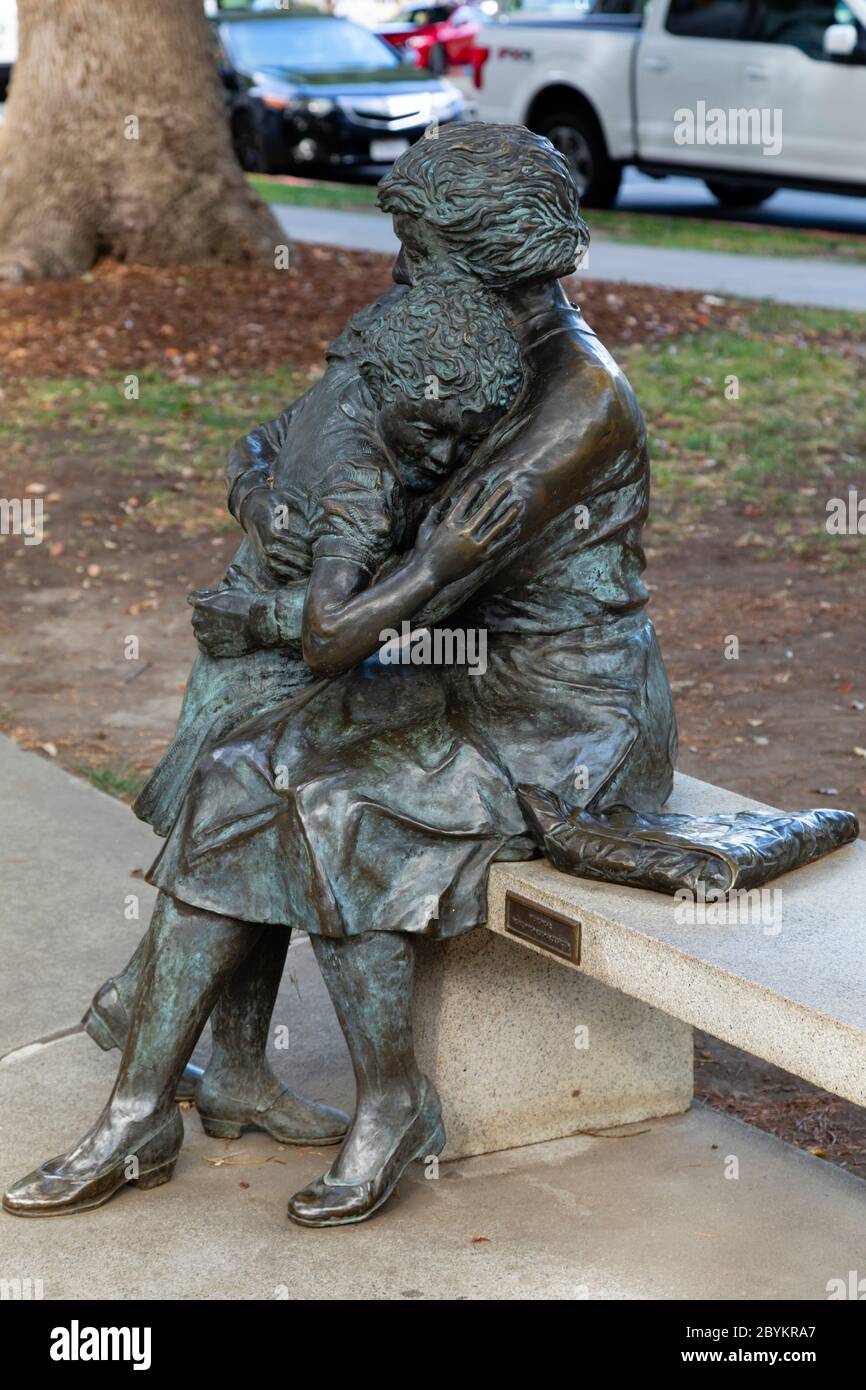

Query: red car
[377,5,481,75]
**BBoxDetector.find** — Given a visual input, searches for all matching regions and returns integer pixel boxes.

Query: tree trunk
[0,0,284,282]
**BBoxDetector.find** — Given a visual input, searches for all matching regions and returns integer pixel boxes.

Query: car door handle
[644,55,669,72]
[744,63,770,78]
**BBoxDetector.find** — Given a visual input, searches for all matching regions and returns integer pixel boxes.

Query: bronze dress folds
[147,293,679,938]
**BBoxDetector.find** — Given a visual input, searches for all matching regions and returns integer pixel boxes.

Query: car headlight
[286,97,337,117]
[262,94,335,117]
[302,98,336,118]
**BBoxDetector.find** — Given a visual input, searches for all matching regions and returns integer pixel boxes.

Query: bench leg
[413,929,693,1160]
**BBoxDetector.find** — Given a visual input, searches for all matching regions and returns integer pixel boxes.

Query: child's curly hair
[358,275,523,416]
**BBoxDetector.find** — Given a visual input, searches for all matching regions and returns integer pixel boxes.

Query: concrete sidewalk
[2,735,865,1301]
[275,204,866,311]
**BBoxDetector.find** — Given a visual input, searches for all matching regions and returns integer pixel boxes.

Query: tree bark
[0,0,285,282]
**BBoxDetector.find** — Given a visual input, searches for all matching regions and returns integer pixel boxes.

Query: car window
[590,0,648,12]
[221,17,400,72]
[666,0,749,37]
[742,0,854,58]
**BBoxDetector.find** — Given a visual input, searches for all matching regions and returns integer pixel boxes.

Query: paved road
[273,204,866,310]
[619,167,866,236]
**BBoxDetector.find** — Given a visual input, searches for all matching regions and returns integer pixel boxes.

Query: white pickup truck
[470,0,866,207]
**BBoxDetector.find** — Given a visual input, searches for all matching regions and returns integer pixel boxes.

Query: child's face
[378,393,504,492]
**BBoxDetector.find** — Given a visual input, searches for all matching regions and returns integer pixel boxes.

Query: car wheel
[535,109,622,209]
[232,109,269,174]
[427,42,448,76]
[705,180,777,208]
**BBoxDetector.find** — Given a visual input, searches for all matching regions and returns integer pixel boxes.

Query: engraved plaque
[505,893,580,964]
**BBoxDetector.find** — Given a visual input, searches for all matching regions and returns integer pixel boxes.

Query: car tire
[705,179,777,208]
[535,109,622,209]
[232,109,269,174]
[427,42,448,76]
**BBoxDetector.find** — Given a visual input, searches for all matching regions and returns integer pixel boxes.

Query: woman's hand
[239,488,310,581]
[188,589,259,658]
[414,479,522,585]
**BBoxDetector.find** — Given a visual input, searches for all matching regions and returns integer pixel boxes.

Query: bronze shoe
[287,1087,445,1228]
[2,1110,183,1219]
[197,1075,349,1145]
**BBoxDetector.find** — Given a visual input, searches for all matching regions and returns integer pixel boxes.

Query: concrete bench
[413,773,866,1159]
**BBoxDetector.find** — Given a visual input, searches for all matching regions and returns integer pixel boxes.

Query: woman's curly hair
[378,123,589,289]
[358,276,523,416]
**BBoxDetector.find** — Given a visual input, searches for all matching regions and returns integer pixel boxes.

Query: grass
[589,210,866,265]
[75,762,148,801]
[619,302,866,565]
[5,301,864,560]
[248,174,380,211]
[0,368,317,534]
[0,704,20,729]
[0,368,313,449]
[249,172,866,264]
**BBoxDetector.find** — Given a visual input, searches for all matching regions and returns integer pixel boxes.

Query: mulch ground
[0,251,746,380]
[1,247,864,1179]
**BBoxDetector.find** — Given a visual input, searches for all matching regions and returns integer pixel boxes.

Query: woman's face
[391,213,439,286]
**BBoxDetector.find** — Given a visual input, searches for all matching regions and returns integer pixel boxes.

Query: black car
[213,9,465,174]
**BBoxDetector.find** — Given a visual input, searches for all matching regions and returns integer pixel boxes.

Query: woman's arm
[302,482,519,678]
[416,361,639,627]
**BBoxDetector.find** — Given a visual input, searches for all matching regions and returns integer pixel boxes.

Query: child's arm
[302,480,519,679]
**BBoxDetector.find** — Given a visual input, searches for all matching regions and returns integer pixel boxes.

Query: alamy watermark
[0,497,43,545]
[826,490,866,535]
[674,102,782,157]
[674,884,782,935]
[50,1321,151,1370]
[1,1276,43,1300]
[379,621,487,676]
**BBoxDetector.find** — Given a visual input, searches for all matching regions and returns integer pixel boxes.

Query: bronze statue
[9,123,847,1231]
[519,788,858,895]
